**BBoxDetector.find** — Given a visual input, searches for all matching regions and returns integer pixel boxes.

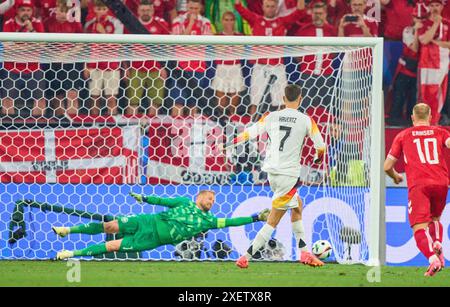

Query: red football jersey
[152,0,176,21]
[294,22,336,75]
[235,2,307,65]
[388,125,450,188]
[342,15,378,37]
[327,0,351,26]
[3,17,45,73]
[383,0,416,40]
[35,0,56,23]
[45,16,83,33]
[85,0,137,21]
[418,18,450,69]
[128,16,170,72]
[172,13,212,72]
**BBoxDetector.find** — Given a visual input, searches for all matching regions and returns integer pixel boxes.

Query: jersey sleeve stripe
[309,117,320,135]
[387,154,398,161]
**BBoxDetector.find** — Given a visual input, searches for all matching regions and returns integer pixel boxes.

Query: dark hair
[284,84,302,102]
[313,1,327,10]
[94,0,107,7]
[140,0,153,6]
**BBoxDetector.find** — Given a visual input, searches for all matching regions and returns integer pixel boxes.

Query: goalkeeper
[53,190,269,260]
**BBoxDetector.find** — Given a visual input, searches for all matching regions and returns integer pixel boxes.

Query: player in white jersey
[223,84,326,268]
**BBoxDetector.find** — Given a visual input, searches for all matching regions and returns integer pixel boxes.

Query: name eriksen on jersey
[412,130,435,136]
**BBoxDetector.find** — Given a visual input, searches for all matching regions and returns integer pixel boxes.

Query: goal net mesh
[0,35,375,264]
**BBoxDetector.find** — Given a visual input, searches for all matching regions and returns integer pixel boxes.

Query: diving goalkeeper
[53,190,270,260]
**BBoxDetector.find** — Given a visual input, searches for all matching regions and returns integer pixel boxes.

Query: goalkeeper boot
[236,255,249,269]
[425,255,442,277]
[433,241,445,269]
[56,250,74,260]
[300,251,324,267]
[52,226,70,238]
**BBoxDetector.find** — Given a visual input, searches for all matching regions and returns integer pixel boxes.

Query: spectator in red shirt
[386,3,424,126]
[235,0,308,116]
[417,0,450,126]
[125,0,170,116]
[381,0,417,41]
[327,0,351,27]
[211,11,245,123]
[294,2,336,109]
[1,0,46,118]
[152,0,177,25]
[84,0,124,116]
[2,0,26,27]
[169,0,212,117]
[44,1,84,118]
[337,0,378,37]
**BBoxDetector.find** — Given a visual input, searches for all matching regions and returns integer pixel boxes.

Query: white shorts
[211,64,245,93]
[268,173,300,211]
[250,64,287,107]
[89,69,121,96]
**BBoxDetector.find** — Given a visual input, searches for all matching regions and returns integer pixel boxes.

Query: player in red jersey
[384,103,450,277]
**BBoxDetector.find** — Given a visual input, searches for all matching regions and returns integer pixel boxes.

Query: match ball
[312,240,332,260]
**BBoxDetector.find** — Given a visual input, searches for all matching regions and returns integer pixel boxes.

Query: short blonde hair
[198,190,215,196]
[413,103,431,121]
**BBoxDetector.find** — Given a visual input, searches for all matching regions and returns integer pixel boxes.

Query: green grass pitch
[1,261,449,287]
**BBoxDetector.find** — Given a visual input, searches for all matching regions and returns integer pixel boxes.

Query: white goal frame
[0,33,385,266]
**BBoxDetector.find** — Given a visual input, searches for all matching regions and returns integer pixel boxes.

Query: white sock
[292,220,308,254]
[245,224,275,260]
[429,254,439,264]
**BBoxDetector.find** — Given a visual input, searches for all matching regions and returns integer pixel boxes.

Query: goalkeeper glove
[252,208,270,222]
[129,192,143,203]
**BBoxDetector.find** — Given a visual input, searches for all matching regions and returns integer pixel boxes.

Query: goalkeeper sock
[69,223,104,235]
[414,228,434,260]
[428,221,443,243]
[245,224,274,260]
[292,220,308,253]
[73,243,108,257]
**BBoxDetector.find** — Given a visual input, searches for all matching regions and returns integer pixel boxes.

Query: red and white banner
[0,126,140,184]
[147,116,230,185]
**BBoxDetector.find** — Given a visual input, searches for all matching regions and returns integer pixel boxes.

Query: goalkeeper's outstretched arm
[129,193,181,208]
[212,209,270,229]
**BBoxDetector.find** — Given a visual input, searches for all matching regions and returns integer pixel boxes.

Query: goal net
[0,33,384,265]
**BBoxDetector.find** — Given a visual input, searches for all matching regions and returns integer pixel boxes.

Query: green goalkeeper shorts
[117,214,162,252]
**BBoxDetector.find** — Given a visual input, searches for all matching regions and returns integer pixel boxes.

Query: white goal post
[0,33,385,265]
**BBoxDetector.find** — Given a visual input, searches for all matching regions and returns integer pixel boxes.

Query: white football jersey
[247,108,325,177]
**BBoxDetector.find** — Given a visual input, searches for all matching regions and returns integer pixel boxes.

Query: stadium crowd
[0,0,449,126]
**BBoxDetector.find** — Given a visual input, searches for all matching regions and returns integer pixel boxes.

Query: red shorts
[408,185,448,227]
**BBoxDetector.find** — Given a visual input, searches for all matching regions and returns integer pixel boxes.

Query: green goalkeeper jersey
[143,196,255,245]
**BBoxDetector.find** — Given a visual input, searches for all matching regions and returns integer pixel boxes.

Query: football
[312,240,333,260]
